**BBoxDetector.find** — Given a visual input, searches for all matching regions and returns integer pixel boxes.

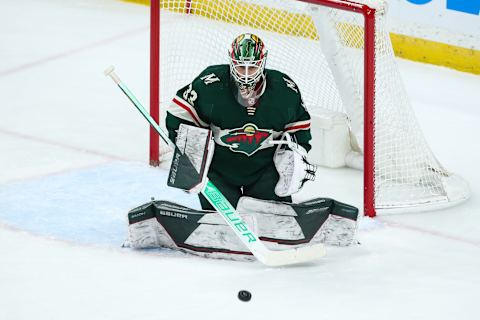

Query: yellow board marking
[123,0,480,75]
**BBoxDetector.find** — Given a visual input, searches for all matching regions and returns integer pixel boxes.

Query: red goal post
[147,0,469,217]
[149,0,376,215]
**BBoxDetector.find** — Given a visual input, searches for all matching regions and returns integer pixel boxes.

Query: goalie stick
[104,66,326,266]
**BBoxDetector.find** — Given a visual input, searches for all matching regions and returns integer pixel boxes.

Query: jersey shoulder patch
[199,73,221,85]
[194,64,229,87]
[179,65,229,107]
[266,69,301,96]
[282,76,299,93]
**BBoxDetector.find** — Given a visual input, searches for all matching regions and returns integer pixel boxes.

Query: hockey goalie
[124,33,359,261]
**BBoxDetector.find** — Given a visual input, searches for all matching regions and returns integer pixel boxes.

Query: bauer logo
[305,208,329,215]
[130,211,147,219]
[158,210,188,220]
[304,199,327,206]
[168,152,181,184]
[203,183,257,243]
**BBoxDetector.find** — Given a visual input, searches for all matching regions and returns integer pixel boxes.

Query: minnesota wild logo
[220,123,273,156]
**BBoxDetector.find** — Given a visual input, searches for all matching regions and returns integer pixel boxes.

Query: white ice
[0,1,479,320]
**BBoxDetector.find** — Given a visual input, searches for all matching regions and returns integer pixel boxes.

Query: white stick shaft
[104,66,174,149]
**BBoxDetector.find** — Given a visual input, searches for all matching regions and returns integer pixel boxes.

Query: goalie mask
[228,33,268,108]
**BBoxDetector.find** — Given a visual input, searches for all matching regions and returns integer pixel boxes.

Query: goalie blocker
[167,124,215,193]
[125,197,359,261]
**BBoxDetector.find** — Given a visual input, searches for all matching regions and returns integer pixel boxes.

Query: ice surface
[0,0,479,320]
[0,162,199,246]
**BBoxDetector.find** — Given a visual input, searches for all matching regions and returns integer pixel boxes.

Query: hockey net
[149,0,469,216]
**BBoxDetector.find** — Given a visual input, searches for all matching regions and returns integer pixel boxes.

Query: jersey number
[183,83,198,106]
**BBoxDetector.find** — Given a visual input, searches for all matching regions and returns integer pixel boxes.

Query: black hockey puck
[238,290,252,302]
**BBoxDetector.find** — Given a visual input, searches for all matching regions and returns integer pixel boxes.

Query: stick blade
[259,243,326,267]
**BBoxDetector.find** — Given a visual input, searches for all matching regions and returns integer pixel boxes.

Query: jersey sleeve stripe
[169,96,208,128]
[284,120,311,133]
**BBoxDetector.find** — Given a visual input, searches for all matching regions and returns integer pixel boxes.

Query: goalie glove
[272,133,317,197]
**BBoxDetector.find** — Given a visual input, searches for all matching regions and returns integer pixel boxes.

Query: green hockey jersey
[166,64,312,186]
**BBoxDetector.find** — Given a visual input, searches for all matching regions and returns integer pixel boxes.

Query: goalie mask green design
[229,33,268,107]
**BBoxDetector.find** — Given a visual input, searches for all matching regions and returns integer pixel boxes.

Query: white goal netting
[155,0,469,214]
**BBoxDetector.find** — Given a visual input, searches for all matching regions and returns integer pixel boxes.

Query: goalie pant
[125,197,359,262]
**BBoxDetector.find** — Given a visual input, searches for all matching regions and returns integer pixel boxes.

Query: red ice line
[2,161,115,185]
[378,218,480,249]
[0,128,127,161]
[0,26,148,77]
[0,27,145,182]
[0,128,132,184]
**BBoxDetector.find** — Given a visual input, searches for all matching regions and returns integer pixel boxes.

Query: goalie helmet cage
[148,0,469,217]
